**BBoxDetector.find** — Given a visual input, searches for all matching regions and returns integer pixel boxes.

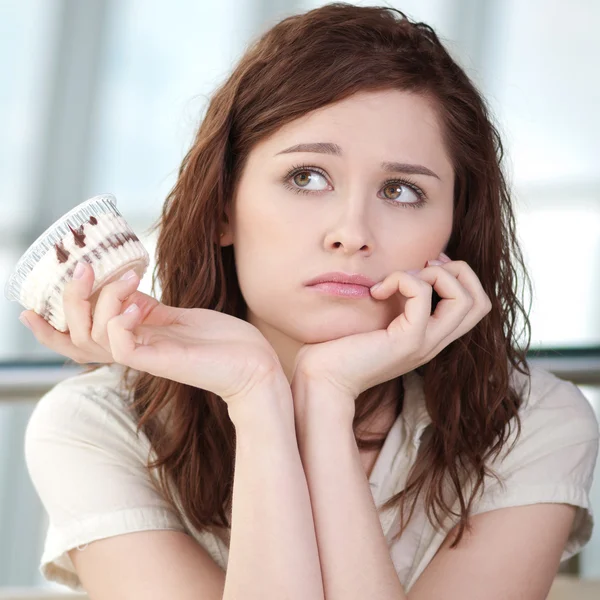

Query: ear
[218,210,233,246]
[219,230,233,246]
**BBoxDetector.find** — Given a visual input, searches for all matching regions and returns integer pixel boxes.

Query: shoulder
[25,363,144,452]
[24,363,168,504]
[467,364,600,562]
[509,363,599,445]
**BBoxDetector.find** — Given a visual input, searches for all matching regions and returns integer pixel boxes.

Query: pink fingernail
[119,269,137,281]
[19,314,31,330]
[427,260,444,266]
[73,261,85,279]
[439,252,451,262]
[370,282,382,291]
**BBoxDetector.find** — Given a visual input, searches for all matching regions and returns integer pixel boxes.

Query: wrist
[292,374,356,427]
[227,370,295,431]
[291,375,357,463]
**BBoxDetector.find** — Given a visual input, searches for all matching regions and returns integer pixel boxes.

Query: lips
[307,281,373,298]
[305,271,377,288]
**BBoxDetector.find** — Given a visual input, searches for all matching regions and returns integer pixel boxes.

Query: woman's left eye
[282,165,427,208]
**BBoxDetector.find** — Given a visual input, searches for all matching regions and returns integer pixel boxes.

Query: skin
[219,88,455,428]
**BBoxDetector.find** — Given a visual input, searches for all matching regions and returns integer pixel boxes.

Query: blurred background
[1,0,599,596]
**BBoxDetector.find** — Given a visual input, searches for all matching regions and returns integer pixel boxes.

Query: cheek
[388,213,452,266]
[233,186,315,288]
[231,217,299,311]
[235,183,307,246]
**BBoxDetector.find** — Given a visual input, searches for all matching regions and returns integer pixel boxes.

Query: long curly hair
[80,2,532,549]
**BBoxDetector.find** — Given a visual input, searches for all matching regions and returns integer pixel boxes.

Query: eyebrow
[275,142,441,180]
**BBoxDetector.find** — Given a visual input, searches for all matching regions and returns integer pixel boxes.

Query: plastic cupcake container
[5,193,150,332]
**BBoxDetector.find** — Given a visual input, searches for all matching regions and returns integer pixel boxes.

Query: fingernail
[370,282,382,291]
[406,269,421,275]
[124,303,139,314]
[73,261,85,279]
[439,252,451,262]
[119,269,137,281]
[427,260,444,266]
[19,314,31,330]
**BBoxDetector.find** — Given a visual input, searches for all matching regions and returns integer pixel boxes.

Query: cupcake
[5,193,150,332]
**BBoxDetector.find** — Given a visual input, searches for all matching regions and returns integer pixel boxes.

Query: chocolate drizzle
[68,223,87,248]
[54,215,99,263]
[55,241,69,263]
[42,217,141,326]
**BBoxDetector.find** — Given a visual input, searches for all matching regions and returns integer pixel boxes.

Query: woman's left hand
[291,256,493,404]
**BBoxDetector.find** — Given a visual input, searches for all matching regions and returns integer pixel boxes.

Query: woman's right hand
[19,261,281,402]
[20,261,162,366]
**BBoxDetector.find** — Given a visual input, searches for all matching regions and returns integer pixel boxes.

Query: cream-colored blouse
[24,362,599,593]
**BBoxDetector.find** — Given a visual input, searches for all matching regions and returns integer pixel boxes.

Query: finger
[434,260,492,316]
[422,261,492,354]
[62,260,96,350]
[371,271,432,334]
[106,303,153,368]
[18,309,96,364]
[90,270,141,352]
[430,260,492,335]
[416,265,474,344]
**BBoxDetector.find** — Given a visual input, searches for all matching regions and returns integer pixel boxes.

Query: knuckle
[256,356,282,377]
[462,292,474,308]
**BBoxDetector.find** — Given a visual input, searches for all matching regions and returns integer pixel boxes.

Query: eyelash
[281,163,428,208]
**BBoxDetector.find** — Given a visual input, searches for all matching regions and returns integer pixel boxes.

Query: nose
[323,222,373,255]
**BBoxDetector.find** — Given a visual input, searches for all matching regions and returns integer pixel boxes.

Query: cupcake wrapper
[5,193,150,332]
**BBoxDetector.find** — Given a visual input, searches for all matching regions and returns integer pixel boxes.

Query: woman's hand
[20,261,282,404]
[291,254,493,404]
[20,261,156,365]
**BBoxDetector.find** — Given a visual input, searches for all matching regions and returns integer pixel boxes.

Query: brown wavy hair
[80,2,532,549]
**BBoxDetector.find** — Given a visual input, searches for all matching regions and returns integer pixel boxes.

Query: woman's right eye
[283,167,331,195]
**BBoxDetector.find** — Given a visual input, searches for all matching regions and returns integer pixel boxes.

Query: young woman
[22,4,599,599]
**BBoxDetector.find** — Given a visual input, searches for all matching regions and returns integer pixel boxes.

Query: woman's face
[223,89,455,381]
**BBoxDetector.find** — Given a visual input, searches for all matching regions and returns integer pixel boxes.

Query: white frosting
[19,212,149,332]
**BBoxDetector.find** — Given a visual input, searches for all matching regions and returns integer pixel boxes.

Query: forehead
[253,89,452,177]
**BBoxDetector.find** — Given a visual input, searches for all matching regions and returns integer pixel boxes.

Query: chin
[293,318,387,344]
